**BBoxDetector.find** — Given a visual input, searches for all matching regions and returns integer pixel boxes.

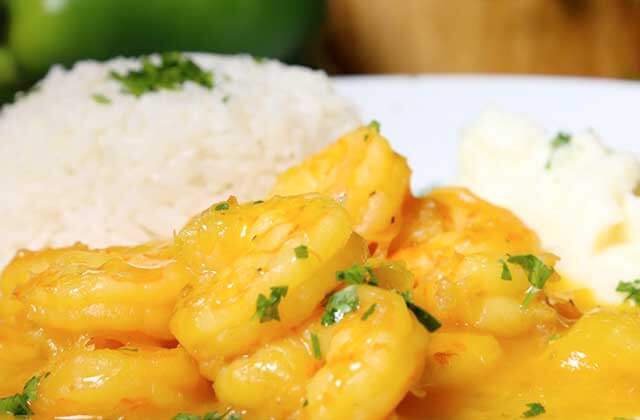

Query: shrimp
[32,345,213,418]
[170,195,367,379]
[1,244,92,298]
[271,124,411,255]
[390,188,558,337]
[213,286,430,420]
[12,241,189,340]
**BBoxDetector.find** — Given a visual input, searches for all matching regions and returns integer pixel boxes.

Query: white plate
[334,75,640,192]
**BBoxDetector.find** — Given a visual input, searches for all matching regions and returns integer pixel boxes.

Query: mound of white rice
[0,53,360,267]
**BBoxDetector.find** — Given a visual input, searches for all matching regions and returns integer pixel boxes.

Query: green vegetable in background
[0,0,325,102]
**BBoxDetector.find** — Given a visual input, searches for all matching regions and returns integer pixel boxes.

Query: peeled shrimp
[12,241,188,340]
[214,286,430,420]
[390,188,558,337]
[32,346,212,417]
[271,125,411,255]
[170,195,367,379]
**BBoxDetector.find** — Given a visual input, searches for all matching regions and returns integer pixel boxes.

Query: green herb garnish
[321,285,359,326]
[399,291,441,332]
[336,265,378,286]
[522,402,545,417]
[172,411,241,420]
[551,132,572,148]
[303,399,309,407]
[506,254,554,307]
[294,245,309,259]
[616,279,640,304]
[368,120,381,133]
[361,303,377,321]
[310,332,322,360]
[546,132,572,169]
[499,259,512,281]
[255,286,288,323]
[215,201,230,211]
[0,373,48,416]
[92,93,111,104]
[111,52,213,97]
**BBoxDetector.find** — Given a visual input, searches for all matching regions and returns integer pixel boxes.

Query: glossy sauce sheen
[1,125,639,419]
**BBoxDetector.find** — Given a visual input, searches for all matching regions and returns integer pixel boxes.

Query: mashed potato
[459,110,640,304]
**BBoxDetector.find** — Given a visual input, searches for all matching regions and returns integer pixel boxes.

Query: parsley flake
[172,411,241,420]
[499,259,512,281]
[616,279,640,304]
[361,303,377,320]
[294,245,309,259]
[111,52,214,97]
[215,201,230,211]
[522,402,545,417]
[0,373,48,416]
[92,93,111,104]
[336,265,378,286]
[400,292,441,332]
[368,120,381,133]
[551,132,572,149]
[507,254,554,307]
[546,132,572,169]
[310,332,322,360]
[321,285,359,326]
[255,286,288,323]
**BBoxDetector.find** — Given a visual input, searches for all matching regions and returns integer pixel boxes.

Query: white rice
[0,53,360,267]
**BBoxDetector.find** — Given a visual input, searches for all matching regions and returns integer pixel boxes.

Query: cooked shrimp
[214,325,321,418]
[12,241,188,340]
[271,124,411,255]
[170,195,367,379]
[0,322,51,395]
[1,244,91,298]
[390,188,558,337]
[214,286,430,420]
[32,346,212,417]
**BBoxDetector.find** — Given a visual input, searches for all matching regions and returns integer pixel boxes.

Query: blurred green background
[0,0,325,103]
[1,0,638,105]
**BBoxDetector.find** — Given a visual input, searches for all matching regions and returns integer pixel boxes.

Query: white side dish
[459,110,640,303]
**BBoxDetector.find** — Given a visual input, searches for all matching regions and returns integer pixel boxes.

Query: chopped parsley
[368,120,381,133]
[222,94,230,103]
[616,279,640,304]
[118,347,138,352]
[110,52,213,97]
[336,265,378,286]
[361,303,377,320]
[551,132,572,148]
[255,286,288,323]
[546,132,572,169]
[92,93,111,104]
[294,245,309,259]
[303,399,309,407]
[499,259,512,280]
[522,402,545,417]
[172,411,241,420]
[321,285,360,326]
[400,291,441,332]
[214,201,230,211]
[310,332,322,359]
[506,254,554,307]
[0,373,48,416]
